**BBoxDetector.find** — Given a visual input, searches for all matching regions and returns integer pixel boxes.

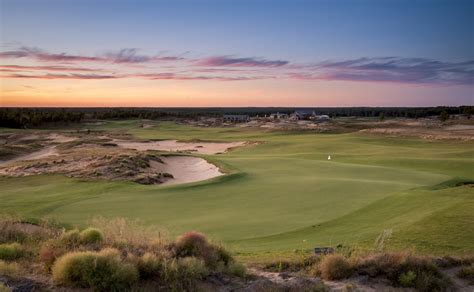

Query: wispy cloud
[1,46,473,85]
[2,73,120,79]
[0,47,183,64]
[194,56,289,67]
[0,65,101,72]
[296,57,474,85]
[136,72,266,81]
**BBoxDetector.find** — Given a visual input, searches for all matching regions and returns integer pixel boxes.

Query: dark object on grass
[314,247,335,255]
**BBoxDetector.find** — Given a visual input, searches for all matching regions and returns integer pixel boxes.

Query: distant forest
[0,106,472,128]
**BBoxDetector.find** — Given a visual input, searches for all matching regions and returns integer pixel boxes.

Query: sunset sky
[1,0,473,107]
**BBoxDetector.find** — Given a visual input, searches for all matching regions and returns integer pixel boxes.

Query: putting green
[0,120,472,257]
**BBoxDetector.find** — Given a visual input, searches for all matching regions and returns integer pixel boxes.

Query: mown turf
[0,120,472,258]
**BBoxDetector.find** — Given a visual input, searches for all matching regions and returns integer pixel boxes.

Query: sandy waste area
[0,133,245,185]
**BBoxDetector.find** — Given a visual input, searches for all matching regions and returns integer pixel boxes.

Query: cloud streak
[0,65,101,72]
[194,56,289,67]
[298,57,474,85]
[1,46,473,85]
[0,47,183,64]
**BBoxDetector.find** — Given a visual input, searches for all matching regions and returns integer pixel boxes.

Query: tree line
[0,106,472,128]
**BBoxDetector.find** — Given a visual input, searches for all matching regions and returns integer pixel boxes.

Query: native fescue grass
[0,216,246,291]
[0,121,472,257]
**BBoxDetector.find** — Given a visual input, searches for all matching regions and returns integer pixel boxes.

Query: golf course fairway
[1,121,473,259]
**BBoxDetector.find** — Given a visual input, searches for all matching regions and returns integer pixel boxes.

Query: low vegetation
[262,251,474,291]
[0,217,246,291]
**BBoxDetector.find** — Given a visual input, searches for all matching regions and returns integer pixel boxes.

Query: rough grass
[0,243,23,261]
[0,217,245,290]
[78,227,103,244]
[52,248,138,290]
[0,260,19,277]
[318,254,353,280]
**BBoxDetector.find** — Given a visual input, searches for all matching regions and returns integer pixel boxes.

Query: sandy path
[116,140,246,154]
[153,156,223,186]
[0,146,58,166]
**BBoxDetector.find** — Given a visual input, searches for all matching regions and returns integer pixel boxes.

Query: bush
[0,243,23,261]
[226,261,246,277]
[79,228,103,245]
[318,254,353,280]
[398,256,450,291]
[51,248,138,291]
[60,229,80,246]
[357,252,407,277]
[161,257,208,289]
[173,231,234,269]
[39,242,66,271]
[398,270,416,287]
[0,283,12,292]
[355,253,451,291]
[137,252,163,279]
[457,264,474,285]
[0,260,19,277]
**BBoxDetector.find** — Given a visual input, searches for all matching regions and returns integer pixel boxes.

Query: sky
[0,0,473,107]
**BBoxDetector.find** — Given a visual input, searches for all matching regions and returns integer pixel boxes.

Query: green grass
[0,120,473,259]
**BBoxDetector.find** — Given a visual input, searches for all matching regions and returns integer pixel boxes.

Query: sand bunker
[154,156,223,186]
[115,140,246,154]
[0,149,223,186]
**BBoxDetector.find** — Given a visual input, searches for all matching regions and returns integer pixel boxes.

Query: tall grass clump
[0,260,19,277]
[79,228,103,245]
[0,243,24,261]
[173,231,229,269]
[136,252,164,279]
[90,217,168,249]
[51,248,138,291]
[457,264,474,285]
[356,252,451,291]
[318,254,353,280]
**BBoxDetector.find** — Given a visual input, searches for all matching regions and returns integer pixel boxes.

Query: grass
[0,120,473,259]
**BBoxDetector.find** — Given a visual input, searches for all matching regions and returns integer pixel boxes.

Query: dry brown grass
[318,254,353,280]
[90,217,169,250]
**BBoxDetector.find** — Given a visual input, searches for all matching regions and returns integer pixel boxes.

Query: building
[291,109,316,120]
[223,114,250,123]
[269,112,289,119]
[315,114,330,121]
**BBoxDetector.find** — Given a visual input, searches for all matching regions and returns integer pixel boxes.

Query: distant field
[0,120,473,260]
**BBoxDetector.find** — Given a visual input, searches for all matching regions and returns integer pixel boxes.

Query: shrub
[0,260,19,277]
[357,252,407,277]
[397,256,450,291]
[0,243,23,261]
[0,283,12,292]
[318,254,353,280]
[161,257,208,289]
[38,242,66,271]
[457,264,474,285]
[226,261,246,277]
[398,270,416,287]
[137,252,163,279]
[79,228,103,245]
[60,229,80,246]
[173,231,235,269]
[51,248,138,291]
